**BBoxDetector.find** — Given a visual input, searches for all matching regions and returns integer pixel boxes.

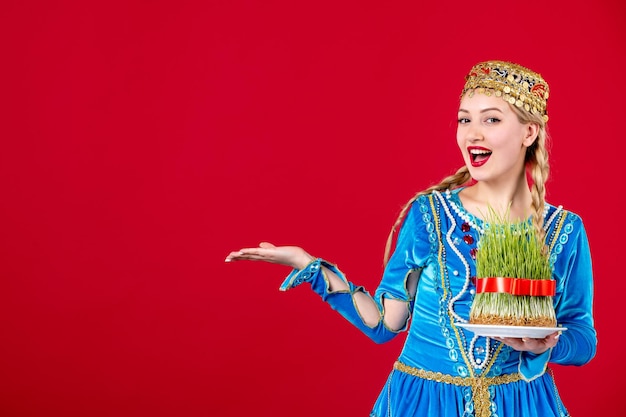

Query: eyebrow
[458,107,504,113]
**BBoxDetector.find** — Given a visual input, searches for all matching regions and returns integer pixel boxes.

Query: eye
[485,117,501,124]
[458,117,470,124]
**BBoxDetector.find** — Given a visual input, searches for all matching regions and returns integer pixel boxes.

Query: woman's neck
[458,181,533,222]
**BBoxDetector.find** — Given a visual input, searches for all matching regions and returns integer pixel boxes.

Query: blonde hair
[383,103,550,266]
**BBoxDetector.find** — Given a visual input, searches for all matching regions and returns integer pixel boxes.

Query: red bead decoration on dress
[463,235,474,245]
[470,248,478,260]
[461,222,471,232]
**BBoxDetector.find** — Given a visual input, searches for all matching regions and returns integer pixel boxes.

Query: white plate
[456,323,567,338]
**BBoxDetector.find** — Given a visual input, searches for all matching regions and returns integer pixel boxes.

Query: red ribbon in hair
[475,277,555,296]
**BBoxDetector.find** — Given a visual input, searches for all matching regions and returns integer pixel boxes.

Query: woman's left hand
[493,331,560,354]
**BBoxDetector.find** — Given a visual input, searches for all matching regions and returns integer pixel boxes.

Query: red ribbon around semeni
[474,277,556,296]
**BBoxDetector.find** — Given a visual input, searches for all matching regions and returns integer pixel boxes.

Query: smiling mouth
[470,149,492,167]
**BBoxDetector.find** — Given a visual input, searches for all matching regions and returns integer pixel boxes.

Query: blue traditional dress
[280,188,596,417]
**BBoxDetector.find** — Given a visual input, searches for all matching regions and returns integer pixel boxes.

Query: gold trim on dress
[393,361,522,417]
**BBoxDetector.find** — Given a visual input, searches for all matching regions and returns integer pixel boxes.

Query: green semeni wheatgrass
[469,208,557,327]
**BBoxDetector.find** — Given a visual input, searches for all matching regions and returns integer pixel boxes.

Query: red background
[1,1,624,416]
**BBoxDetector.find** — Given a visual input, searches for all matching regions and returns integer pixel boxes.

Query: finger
[225,253,269,263]
[240,247,276,257]
[224,250,245,262]
[497,337,518,344]
[226,247,283,264]
[259,242,276,249]
[224,248,264,261]
[495,337,528,350]
[543,332,560,347]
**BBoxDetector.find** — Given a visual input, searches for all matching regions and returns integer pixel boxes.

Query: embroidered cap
[462,60,550,122]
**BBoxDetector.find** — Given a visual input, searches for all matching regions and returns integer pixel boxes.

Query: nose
[464,121,483,142]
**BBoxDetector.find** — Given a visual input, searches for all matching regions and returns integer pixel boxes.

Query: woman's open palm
[225,242,314,270]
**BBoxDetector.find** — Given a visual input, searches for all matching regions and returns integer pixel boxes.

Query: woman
[225,61,596,417]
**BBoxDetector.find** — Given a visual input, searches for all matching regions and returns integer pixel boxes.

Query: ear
[522,123,539,147]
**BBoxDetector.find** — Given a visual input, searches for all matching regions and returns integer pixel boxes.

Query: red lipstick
[468,146,492,167]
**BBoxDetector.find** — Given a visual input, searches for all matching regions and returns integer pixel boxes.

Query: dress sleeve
[278,197,432,344]
[519,212,597,380]
[374,196,433,305]
[549,214,597,364]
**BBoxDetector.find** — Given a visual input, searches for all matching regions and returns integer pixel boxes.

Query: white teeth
[470,149,491,154]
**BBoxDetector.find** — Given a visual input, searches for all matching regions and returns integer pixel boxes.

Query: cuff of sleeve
[279,258,323,291]
[519,349,552,382]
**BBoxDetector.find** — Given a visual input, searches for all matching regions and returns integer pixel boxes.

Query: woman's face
[456,92,537,185]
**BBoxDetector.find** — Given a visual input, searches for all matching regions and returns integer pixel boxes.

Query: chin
[467,170,497,184]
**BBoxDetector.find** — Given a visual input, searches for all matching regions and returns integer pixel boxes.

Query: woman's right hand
[224,242,315,270]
